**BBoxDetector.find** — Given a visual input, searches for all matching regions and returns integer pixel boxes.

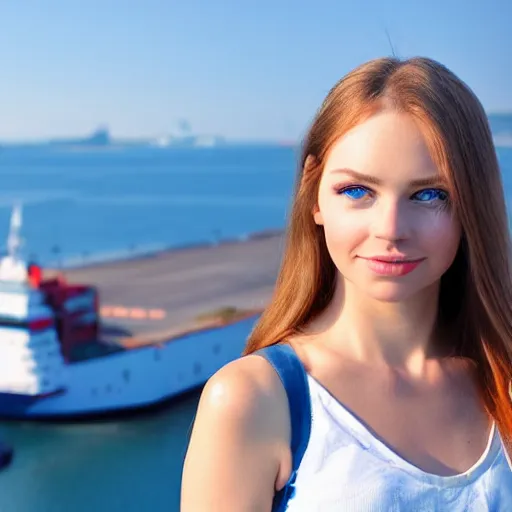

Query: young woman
[181,57,512,511]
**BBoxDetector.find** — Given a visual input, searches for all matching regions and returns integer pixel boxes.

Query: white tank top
[285,375,512,511]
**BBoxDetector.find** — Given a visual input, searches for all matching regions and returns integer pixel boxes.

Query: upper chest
[298,344,491,476]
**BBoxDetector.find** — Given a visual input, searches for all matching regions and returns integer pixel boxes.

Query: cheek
[419,211,461,262]
[319,202,367,255]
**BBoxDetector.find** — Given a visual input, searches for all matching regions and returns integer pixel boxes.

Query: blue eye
[413,188,448,202]
[340,186,369,200]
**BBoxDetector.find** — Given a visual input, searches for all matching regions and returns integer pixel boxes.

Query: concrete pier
[53,231,285,347]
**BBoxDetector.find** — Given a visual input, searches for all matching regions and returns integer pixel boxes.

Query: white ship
[0,206,256,419]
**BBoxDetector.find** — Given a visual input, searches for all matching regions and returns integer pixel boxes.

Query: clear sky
[0,0,510,141]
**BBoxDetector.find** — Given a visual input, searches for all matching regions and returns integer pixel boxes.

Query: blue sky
[0,0,510,141]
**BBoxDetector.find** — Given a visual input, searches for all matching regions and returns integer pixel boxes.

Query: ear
[300,154,323,224]
[300,154,317,187]
[313,204,323,225]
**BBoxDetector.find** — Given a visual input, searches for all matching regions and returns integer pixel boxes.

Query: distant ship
[488,113,512,147]
[48,127,111,148]
[0,205,255,419]
[150,134,226,148]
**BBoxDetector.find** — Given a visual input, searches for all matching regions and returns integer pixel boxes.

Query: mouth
[359,255,426,277]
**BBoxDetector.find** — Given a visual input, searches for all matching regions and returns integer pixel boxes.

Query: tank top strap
[254,343,312,511]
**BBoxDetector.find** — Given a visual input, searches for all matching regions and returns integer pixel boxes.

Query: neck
[308,278,442,375]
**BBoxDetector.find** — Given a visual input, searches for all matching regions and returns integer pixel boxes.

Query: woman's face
[314,109,461,303]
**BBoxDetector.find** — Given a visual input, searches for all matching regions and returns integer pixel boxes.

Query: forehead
[323,110,439,181]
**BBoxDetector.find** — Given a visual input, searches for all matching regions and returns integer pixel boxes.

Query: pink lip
[360,256,425,276]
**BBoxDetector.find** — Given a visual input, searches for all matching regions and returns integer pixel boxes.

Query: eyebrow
[329,168,446,188]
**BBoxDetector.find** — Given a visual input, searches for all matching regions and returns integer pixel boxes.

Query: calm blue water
[0,145,298,265]
[0,134,511,511]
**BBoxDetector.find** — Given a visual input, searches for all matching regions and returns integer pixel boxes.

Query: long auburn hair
[243,57,512,450]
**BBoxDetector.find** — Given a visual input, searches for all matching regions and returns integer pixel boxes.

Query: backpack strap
[255,343,312,511]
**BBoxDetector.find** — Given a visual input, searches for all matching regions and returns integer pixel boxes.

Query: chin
[361,281,428,303]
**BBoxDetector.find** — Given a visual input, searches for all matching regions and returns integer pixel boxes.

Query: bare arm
[181,355,292,512]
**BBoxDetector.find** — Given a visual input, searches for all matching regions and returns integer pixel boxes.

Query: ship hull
[0,315,258,420]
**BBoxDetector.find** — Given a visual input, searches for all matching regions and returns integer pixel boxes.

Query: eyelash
[334,185,450,205]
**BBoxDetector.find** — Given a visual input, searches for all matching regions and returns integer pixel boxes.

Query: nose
[371,199,410,242]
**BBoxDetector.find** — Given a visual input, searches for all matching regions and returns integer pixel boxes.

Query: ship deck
[52,231,284,349]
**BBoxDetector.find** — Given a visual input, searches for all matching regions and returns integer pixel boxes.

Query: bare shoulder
[181,353,292,511]
[199,353,289,418]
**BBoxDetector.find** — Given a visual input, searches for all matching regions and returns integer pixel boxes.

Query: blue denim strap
[255,343,312,511]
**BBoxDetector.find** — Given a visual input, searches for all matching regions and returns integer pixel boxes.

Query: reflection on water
[0,391,201,512]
